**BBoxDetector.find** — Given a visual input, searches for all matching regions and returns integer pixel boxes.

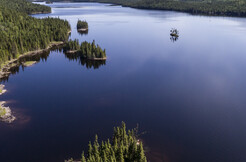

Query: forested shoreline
[67,122,147,162]
[0,0,71,68]
[50,0,246,17]
[1,0,51,14]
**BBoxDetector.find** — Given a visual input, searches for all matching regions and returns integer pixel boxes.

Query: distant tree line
[67,122,147,162]
[49,0,246,17]
[64,39,106,60]
[0,0,71,66]
[128,0,246,17]
[1,0,51,14]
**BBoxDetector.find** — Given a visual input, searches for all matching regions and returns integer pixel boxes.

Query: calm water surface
[1,2,246,162]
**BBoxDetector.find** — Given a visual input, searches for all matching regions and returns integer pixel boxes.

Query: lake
[1,2,246,162]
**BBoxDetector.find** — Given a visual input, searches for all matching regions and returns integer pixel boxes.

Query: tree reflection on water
[0,47,106,82]
[63,52,106,69]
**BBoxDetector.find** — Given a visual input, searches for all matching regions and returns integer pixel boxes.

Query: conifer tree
[81,152,86,162]
[67,122,147,162]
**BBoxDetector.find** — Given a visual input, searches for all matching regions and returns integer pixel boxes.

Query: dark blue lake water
[1,2,246,162]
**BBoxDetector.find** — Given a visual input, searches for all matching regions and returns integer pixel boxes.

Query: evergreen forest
[64,39,106,60]
[0,0,71,66]
[77,20,89,30]
[50,0,246,17]
[67,122,147,162]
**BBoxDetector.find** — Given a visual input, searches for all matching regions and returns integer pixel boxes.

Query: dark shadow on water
[77,29,89,36]
[64,52,106,69]
[170,29,179,42]
[1,46,106,82]
[170,35,179,42]
[0,49,52,83]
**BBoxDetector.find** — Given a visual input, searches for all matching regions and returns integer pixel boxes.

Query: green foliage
[0,106,6,117]
[68,122,147,162]
[0,0,71,66]
[128,0,246,17]
[80,40,106,59]
[64,39,106,59]
[50,0,246,17]
[64,39,80,51]
[0,0,51,14]
[77,20,88,29]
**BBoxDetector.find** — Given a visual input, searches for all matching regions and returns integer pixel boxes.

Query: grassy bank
[0,105,6,117]
[0,85,15,123]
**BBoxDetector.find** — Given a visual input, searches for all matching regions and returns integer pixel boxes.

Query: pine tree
[81,152,86,162]
[119,147,124,162]
[94,135,100,161]
[75,123,147,162]
[138,143,147,162]
[88,141,93,158]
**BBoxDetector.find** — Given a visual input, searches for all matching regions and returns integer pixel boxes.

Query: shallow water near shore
[1,2,246,162]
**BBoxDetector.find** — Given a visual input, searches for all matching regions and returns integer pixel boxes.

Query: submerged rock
[0,85,15,123]
[0,84,6,95]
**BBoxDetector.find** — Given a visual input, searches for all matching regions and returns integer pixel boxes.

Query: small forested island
[170,28,179,37]
[170,28,179,42]
[66,122,147,162]
[77,20,88,32]
[1,0,51,14]
[64,39,106,60]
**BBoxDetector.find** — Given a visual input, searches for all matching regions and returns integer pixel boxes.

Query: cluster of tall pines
[0,0,71,66]
[64,39,106,60]
[77,20,88,30]
[67,122,147,162]
[1,0,51,14]
[127,0,246,17]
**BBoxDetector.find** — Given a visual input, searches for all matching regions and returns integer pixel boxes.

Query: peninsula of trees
[50,0,246,17]
[64,39,106,60]
[67,122,147,162]
[77,20,88,31]
[2,0,51,14]
[0,0,71,67]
